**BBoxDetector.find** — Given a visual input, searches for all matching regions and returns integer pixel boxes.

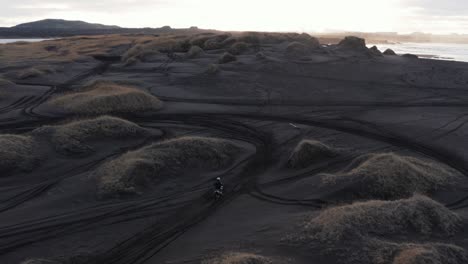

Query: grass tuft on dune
[228,42,250,55]
[339,238,468,264]
[46,81,163,115]
[95,136,244,198]
[32,116,151,155]
[321,153,457,200]
[202,252,274,264]
[16,66,57,80]
[186,45,204,59]
[287,140,337,169]
[285,41,312,57]
[219,52,236,64]
[292,195,465,264]
[301,195,461,244]
[0,134,40,173]
[393,243,467,264]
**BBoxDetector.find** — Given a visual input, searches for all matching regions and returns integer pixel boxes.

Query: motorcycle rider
[213,177,224,198]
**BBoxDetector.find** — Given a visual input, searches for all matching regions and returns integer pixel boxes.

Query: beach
[1,33,468,264]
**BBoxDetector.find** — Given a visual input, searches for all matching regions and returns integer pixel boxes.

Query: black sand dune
[1,33,468,264]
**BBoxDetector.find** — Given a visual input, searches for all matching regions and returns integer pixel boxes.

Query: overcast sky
[0,0,467,34]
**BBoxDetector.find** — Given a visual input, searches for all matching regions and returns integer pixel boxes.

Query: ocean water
[368,42,468,63]
[0,39,47,44]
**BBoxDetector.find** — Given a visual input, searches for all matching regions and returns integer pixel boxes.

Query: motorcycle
[214,186,224,201]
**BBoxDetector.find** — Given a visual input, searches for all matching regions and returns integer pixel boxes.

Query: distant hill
[0,19,213,38]
[13,19,120,30]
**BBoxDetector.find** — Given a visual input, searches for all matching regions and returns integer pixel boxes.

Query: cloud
[403,0,468,16]
[0,0,467,33]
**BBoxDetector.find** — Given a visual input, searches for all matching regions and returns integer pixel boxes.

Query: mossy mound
[95,136,244,198]
[32,116,151,155]
[203,252,274,264]
[287,140,337,169]
[0,134,40,173]
[219,52,237,64]
[46,82,163,115]
[321,153,457,200]
[302,195,461,245]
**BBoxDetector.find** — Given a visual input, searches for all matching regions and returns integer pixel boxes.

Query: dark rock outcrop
[383,48,397,55]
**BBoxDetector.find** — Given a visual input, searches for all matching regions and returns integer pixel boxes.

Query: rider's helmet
[216,177,221,181]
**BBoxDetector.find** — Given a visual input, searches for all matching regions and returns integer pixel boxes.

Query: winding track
[1,53,468,263]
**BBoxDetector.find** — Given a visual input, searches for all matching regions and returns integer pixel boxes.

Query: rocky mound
[95,136,244,198]
[203,34,230,50]
[337,36,369,53]
[321,153,457,200]
[383,48,397,55]
[203,252,274,264]
[0,134,40,173]
[228,42,250,55]
[32,116,152,155]
[46,82,163,115]
[287,140,337,169]
[403,53,419,59]
[219,52,237,64]
[369,46,383,56]
[302,195,461,244]
[285,41,312,57]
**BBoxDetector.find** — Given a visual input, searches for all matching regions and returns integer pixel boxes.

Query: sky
[0,0,467,34]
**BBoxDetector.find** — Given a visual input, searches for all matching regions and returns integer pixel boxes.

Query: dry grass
[292,195,465,264]
[393,243,467,264]
[46,81,163,114]
[301,195,461,245]
[228,42,250,55]
[202,252,274,264]
[343,238,468,264]
[122,43,160,64]
[186,45,204,59]
[321,153,458,200]
[16,66,57,80]
[95,136,243,198]
[32,116,150,155]
[189,34,231,50]
[0,34,147,63]
[334,238,468,264]
[122,35,192,64]
[0,134,40,172]
[233,32,319,47]
[287,140,337,169]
